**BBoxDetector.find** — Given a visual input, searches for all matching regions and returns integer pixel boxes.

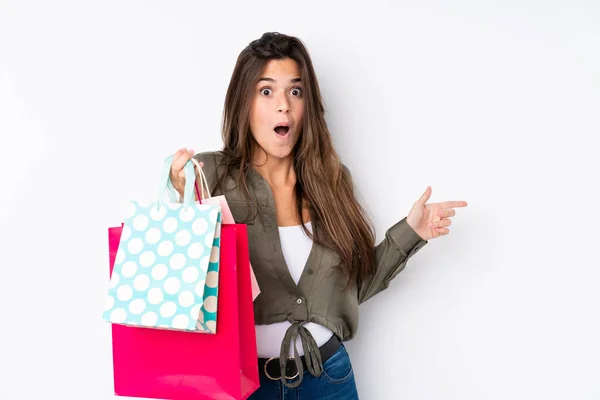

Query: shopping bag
[102,154,221,333]
[107,224,259,400]
[191,159,261,302]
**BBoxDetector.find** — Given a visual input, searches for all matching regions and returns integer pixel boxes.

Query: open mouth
[274,126,290,136]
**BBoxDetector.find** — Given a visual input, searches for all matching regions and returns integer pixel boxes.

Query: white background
[1,1,599,399]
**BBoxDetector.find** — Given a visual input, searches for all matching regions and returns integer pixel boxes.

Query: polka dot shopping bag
[102,154,222,333]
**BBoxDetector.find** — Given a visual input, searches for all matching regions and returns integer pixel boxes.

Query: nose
[276,93,290,114]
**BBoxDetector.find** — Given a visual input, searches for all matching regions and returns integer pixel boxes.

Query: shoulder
[193,151,226,178]
[193,151,225,168]
[341,163,351,176]
[341,163,353,185]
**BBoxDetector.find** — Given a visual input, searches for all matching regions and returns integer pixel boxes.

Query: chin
[258,141,297,161]
[253,135,299,162]
[268,148,294,160]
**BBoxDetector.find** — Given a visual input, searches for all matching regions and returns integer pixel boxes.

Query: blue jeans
[248,343,359,400]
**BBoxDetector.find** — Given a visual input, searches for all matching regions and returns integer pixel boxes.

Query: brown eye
[291,87,303,97]
[261,88,272,96]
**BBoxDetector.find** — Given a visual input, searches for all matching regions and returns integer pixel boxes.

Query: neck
[252,149,296,188]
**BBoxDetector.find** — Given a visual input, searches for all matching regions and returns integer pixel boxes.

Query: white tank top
[255,221,334,358]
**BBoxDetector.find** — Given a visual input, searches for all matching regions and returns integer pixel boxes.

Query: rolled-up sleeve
[358,217,427,304]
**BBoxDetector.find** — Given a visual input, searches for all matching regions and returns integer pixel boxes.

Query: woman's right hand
[169,148,203,198]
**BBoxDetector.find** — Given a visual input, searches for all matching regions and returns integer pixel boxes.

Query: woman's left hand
[406,186,468,241]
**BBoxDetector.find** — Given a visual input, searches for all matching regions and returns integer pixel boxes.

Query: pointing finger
[440,201,468,209]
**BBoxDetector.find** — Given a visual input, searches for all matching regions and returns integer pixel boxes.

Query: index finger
[440,201,468,209]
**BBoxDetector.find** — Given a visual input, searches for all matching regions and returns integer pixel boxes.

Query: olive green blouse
[194,151,427,388]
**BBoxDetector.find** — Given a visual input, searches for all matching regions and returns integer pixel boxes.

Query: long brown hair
[213,32,376,288]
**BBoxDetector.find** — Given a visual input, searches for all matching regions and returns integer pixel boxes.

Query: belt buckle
[264,357,300,381]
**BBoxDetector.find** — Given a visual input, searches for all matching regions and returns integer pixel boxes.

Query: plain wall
[1,1,599,399]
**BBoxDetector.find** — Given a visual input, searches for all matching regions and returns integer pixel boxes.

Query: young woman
[170,32,467,399]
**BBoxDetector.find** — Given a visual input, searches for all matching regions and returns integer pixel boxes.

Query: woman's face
[249,58,304,163]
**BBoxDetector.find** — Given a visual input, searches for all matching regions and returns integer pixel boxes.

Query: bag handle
[191,158,212,201]
[160,154,196,208]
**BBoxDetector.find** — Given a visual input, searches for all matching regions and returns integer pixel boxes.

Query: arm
[358,217,427,304]
[340,164,428,304]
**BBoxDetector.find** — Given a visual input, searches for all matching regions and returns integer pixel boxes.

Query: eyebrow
[258,77,302,84]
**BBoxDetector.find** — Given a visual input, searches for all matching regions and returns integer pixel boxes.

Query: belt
[260,334,341,381]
